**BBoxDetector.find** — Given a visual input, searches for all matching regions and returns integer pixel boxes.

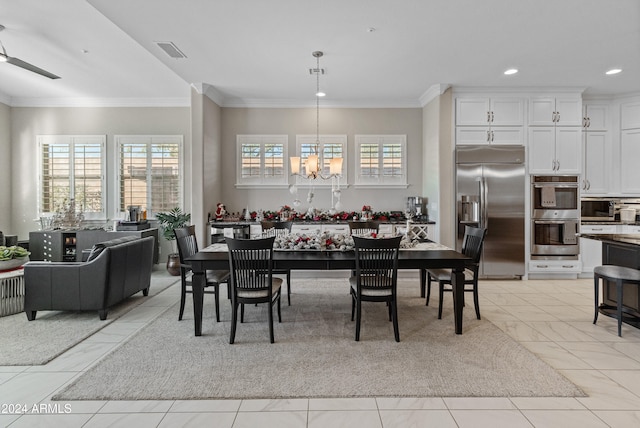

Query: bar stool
[593,265,640,337]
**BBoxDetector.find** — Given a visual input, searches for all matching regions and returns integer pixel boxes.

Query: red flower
[371,232,377,238]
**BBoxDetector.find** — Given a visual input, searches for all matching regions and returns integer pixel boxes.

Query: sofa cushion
[86,235,139,262]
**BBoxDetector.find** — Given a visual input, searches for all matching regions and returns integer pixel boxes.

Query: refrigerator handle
[480,177,488,233]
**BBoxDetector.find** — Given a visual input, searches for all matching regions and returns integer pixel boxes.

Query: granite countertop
[582,221,640,226]
[580,233,640,246]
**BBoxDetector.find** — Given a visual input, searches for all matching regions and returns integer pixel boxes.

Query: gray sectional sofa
[24,235,155,320]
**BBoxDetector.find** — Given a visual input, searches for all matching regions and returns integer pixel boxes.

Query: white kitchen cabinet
[529,97,582,127]
[580,224,617,276]
[620,129,640,194]
[619,225,640,234]
[583,104,609,131]
[455,97,524,145]
[621,101,640,130]
[455,126,524,145]
[289,223,350,235]
[528,127,582,174]
[456,97,524,126]
[528,260,581,274]
[582,131,609,194]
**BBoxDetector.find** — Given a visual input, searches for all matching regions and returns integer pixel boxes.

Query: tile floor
[2,271,640,427]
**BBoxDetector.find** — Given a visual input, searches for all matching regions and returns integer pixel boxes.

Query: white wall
[0,102,10,236]
[9,106,191,242]
[219,107,424,215]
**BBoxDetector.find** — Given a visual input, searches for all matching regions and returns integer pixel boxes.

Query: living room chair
[174,226,230,322]
[348,220,379,236]
[350,235,402,342]
[226,236,282,344]
[261,220,293,305]
[424,225,487,320]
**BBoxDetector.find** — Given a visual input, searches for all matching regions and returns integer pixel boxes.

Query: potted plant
[155,207,191,275]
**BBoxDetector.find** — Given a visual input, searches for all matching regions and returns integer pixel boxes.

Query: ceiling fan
[0,24,60,79]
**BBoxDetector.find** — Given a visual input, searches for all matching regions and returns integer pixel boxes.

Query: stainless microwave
[581,198,618,222]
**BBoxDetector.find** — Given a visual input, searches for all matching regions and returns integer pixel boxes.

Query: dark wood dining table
[186,243,471,336]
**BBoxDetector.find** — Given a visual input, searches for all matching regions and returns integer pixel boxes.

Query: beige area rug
[54,279,584,400]
[0,269,179,366]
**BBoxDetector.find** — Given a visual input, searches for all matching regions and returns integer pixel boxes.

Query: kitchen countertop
[581,221,640,226]
[579,234,640,246]
[210,219,436,225]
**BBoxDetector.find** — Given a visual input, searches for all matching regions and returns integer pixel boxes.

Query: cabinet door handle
[486,131,491,142]
[536,264,549,268]
[491,130,494,142]
[562,265,574,269]
[491,111,495,123]
[586,180,590,190]
[487,111,491,123]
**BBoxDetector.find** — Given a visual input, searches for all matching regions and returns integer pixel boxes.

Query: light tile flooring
[2,272,640,427]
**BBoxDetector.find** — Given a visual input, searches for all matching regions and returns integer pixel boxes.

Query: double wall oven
[530,175,580,259]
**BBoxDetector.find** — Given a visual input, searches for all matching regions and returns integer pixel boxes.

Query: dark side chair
[348,220,380,236]
[350,235,402,342]
[424,225,487,320]
[174,226,230,322]
[226,236,282,344]
[261,220,293,305]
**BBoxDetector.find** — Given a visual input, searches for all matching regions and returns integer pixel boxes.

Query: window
[355,135,407,187]
[295,135,347,186]
[116,135,183,217]
[38,135,106,218]
[236,135,288,188]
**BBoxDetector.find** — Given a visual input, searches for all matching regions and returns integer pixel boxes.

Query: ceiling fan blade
[6,56,60,79]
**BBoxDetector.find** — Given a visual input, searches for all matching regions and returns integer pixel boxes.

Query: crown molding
[419,84,451,107]
[220,98,422,108]
[6,97,191,108]
[451,86,587,95]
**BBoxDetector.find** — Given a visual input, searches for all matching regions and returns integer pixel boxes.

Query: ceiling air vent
[155,41,187,59]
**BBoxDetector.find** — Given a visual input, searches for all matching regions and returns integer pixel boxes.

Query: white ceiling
[0,0,638,107]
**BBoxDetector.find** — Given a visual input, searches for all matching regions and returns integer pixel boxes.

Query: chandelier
[290,51,343,180]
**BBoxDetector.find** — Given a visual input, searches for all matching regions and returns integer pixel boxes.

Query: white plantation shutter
[38,135,106,217]
[117,135,183,216]
[295,135,347,186]
[355,135,407,187]
[236,135,288,187]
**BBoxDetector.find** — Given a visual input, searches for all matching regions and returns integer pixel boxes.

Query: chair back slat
[349,220,380,236]
[174,225,199,266]
[227,237,275,292]
[461,226,487,264]
[353,235,401,290]
[261,220,293,238]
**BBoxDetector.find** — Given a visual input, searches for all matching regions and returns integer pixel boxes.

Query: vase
[166,253,181,276]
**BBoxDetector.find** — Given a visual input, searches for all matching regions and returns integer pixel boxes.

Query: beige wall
[0,102,10,234]
[9,106,191,241]
[219,107,424,215]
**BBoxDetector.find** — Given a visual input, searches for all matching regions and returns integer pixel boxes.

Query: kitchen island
[581,233,640,328]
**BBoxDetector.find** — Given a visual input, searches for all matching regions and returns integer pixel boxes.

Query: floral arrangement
[273,231,355,251]
[248,206,408,222]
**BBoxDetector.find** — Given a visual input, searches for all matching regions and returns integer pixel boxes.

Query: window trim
[294,134,347,188]
[115,135,185,219]
[37,135,107,220]
[235,134,289,189]
[354,134,408,188]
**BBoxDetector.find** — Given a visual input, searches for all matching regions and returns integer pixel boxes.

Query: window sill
[353,183,410,189]
[235,183,291,190]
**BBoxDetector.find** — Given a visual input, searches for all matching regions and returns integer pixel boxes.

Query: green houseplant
[155,207,191,275]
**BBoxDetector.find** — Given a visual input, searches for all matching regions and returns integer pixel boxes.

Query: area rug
[0,270,179,366]
[54,279,584,400]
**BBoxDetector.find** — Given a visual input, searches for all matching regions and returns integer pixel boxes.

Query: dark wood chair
[226,236,282,344]
[261,220,293,305]
[424,226,487,320]
[348,220,380,236]
[350,235,403,342]
[174,226,230,322]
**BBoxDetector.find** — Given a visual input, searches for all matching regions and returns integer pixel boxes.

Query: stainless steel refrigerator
[456,145,525,278]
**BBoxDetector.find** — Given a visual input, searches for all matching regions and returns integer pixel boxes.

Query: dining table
[186,241,471,336]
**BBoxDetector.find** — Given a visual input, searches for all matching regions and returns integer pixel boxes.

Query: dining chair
[348,220,380,236]
[350,235,403,342]
[226,236,282,344]
[424,225,487,320]
[261,220,293,305]
[174,226,230,322]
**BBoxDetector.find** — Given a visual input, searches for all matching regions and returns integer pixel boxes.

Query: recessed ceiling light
[605,68,622,75]
[367,27,376,32]
[316,91,326,97]
[504,68,518,75]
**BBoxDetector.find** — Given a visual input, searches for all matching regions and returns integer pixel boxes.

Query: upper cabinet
[528,127,582,174]
[456,97,524,126]
[583,104,609,131]
[529,97,583,127]
[455,97,524,145]
[621,102,640,130]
